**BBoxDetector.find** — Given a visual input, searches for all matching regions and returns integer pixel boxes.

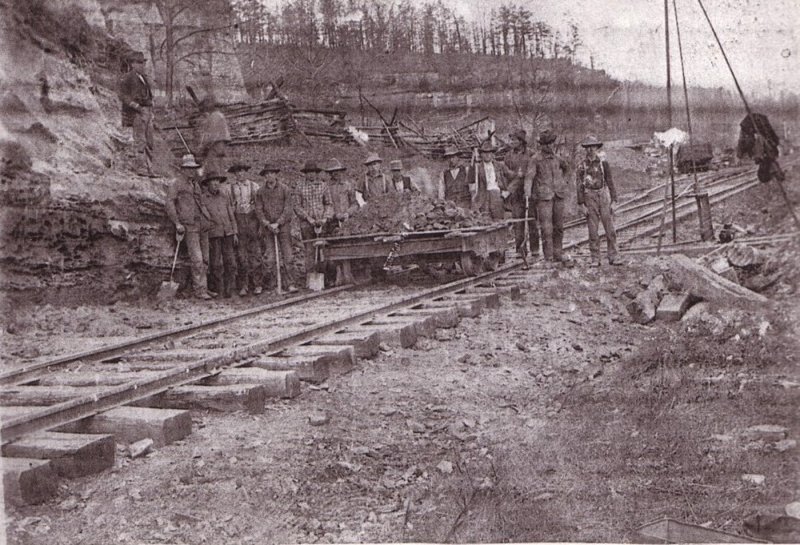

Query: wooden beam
[2,432,115,478]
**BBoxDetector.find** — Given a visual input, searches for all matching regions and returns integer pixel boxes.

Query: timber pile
[355,117,487,159]
[336,193,493,235]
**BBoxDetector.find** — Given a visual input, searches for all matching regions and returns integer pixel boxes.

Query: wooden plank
[347,322,417,348]
[279,344,356,375]
[250,356,329,384]
[2,457,58,505]
[2,432,114,478]
[0,385,102,406]
[56,406,191,447]
[131,384,267,414]
[312,330,380,359]
[390,307,460,328]
[202,369,300,399]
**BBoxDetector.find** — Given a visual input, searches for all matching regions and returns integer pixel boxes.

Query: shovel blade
[306,272,325,292]
[156,281,180,300]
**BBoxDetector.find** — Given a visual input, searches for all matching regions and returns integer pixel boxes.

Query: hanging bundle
[737,113,784,183]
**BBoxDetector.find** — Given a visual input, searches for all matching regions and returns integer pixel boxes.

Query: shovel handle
[170,234,184,281]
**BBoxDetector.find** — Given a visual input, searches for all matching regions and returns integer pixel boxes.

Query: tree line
[232,0,583,63]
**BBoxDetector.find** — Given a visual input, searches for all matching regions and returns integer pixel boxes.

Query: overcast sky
[453,0,799,97]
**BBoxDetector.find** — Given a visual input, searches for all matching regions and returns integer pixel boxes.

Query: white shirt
[483,161,499,191]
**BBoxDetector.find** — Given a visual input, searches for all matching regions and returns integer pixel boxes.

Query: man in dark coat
[197,95,231,174]
[254,163,298,293]
[388,160,420,193]
[529,129,570,264]
[202,169,239,297]
[467,140,506,220]
[118,51,155,177]
[503,129,539,261]
[439,147,471,208]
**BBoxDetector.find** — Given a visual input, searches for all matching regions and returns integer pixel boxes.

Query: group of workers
[442,129,622,268]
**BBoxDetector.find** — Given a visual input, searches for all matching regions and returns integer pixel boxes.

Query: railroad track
[0,263,529,505]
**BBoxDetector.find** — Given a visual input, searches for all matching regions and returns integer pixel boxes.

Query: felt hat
[363,153,383,165]
[325,158,346,172]
[510,129,527,143]
[128,51,146,63]
[202,168,227,183]
[538,129,557,145]
[258,162,280,175]
[442,146,460,157]
[300,160,321,173]
[180,153,201,169]
[389,160,403,171]
[580,135,604,148]
[479,140,497,153]
[227,163,251,173]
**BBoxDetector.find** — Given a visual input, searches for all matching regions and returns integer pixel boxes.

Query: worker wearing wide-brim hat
[201,168,239,298]
[165,153,214,299]
[360,152,389,202]
[388,159,420,194]
[254,162,298,293]
[295,160,334,277]
[227,163,264,296]
[576,135,622,266]
[466,139,507,220]
[503,129,540,261]
[323,158,358,285]
[528,128,570,265]
[118,51,155,177]
[197,94,230,175]
[440,147,471,207]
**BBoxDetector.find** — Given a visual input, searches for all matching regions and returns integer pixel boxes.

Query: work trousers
[299,222,324,275]
[263,227,295,288]
[209,235,238,297]
[510,196,540,257]
[131,107,154,175]
[474,189,505,221]
[184,230,209,296]
[584,188,618,262]
[536,197,565,261]
[235,213,264,291]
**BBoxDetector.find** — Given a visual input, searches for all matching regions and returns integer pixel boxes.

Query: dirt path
[5,263,799,544]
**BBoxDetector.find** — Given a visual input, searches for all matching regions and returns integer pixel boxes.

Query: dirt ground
[4,260,798,544]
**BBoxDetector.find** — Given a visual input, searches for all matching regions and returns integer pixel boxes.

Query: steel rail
[0,285,353,387]
[0,262,523,443]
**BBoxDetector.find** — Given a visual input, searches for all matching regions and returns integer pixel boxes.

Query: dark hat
[580,135,603,148]
[198,95,218,112]
[128,51,146,63]
[538,129,557,145]
[510,129,527,143]
[258,162,280,175]
[324,158,346,172]
[443,146,460,157]
[301,161,321,173]
[479,140,497,153]
[227,164,251,174]
[202,168,227,183]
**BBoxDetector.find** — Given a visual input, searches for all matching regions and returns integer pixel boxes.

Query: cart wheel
[484,252,502,271]
[460,253,477,276]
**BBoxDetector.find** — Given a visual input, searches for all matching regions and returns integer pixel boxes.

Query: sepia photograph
[0,0,798,543]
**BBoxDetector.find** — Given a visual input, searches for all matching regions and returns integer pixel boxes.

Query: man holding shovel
[325,158,358,285]
[295,161,334,288]
[164,154,214,300]
[254,163,298,293]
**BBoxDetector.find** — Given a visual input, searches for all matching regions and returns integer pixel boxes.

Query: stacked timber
[354,117,487,159]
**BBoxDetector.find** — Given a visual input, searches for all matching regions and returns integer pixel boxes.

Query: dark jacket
[442,167,470,206]
[118,70,153,127]
[203,189,238,238]
[502,149,531,202]
[531,152,570,200]
[254,181,294,226]
[165,176,210,232]
[329,180,359,218]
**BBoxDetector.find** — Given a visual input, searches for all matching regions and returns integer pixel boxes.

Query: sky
[453,0,799,97]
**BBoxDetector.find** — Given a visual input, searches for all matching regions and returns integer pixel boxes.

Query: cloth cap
[301,161,321,173]
[363,152,382,165]
[443,146,460,157]
[259,162,280,175]
[180,154,201,169]
[325,158,346,172]
[538,129,557,145]
[389,160,403,171]
[202,168,227,183]
[510,129,527,143]
[580,135,603,148]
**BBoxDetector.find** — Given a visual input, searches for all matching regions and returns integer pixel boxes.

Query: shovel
[306,224,326,291]
[157,232,184,300]
[273,231,284,295]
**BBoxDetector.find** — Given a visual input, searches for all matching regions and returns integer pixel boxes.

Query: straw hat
[443,147,460,157]
[325,158,346,172]
[389,160,403,171]
[580,135,603,148]
[363,152,383,165]
[180,154,201,169]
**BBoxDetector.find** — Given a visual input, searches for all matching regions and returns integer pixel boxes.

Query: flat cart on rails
[304,223,510,278]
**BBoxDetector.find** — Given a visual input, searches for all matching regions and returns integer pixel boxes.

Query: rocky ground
[4,260,798,544]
